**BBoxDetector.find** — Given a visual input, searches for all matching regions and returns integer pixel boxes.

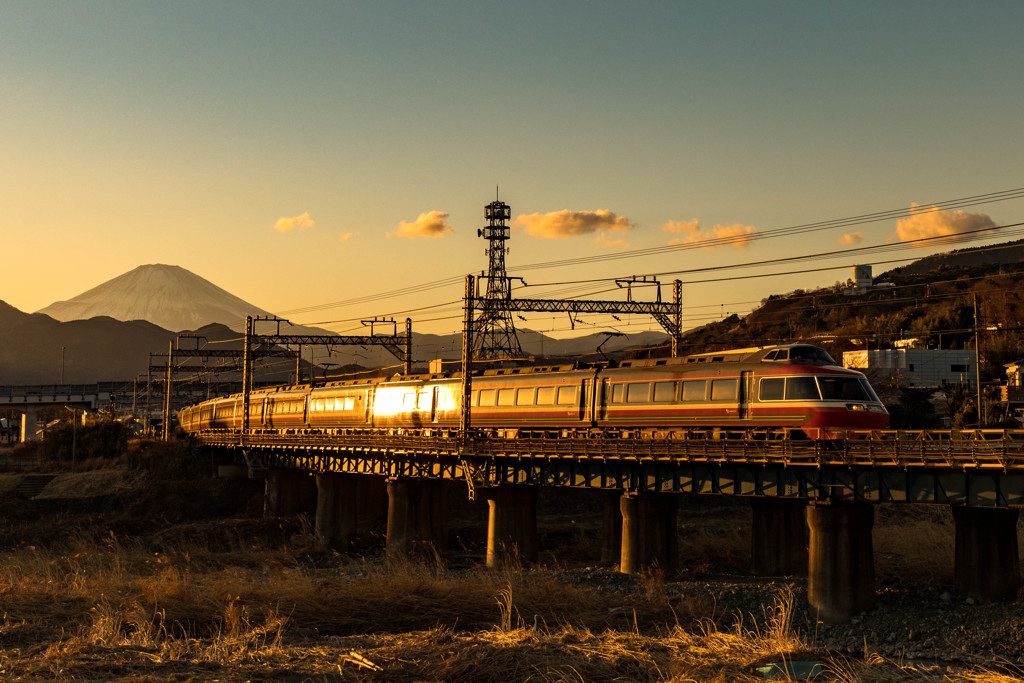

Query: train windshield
[789,346,836,364]
[817,376,878,402]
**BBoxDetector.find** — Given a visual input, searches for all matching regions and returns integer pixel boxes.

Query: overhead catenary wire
[276,187,1024,320]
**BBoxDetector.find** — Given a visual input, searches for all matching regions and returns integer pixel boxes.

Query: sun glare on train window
[479,389,496,407]
[653,381,676,402]
[710,379,738,401]
[626,383,649,403]
[681,380,706,401]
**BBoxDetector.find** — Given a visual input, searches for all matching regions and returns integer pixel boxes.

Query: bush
[127,438,208,480]
[39,418,130,467]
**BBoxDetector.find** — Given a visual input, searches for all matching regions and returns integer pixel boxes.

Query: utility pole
[162,340,173,440]
[242,315,253,433]
[974,294,984,426]
[460,274,475,443]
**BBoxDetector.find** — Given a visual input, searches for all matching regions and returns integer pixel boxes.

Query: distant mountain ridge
[8,238,1021,385]
[37,264,275,333]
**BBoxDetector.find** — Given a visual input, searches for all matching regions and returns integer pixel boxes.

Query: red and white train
[178,344,888,440]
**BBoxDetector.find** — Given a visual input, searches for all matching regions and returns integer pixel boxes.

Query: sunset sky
[3,1,1024,342]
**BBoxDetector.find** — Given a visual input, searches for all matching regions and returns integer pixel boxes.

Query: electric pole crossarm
[149,364,243,373]
[256,334,414,364]
[163,349,247,359]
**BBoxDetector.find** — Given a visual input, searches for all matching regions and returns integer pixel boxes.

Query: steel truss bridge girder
[197,431,1024,507]
[469,297,681,335]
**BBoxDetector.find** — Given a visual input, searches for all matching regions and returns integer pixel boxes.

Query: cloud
[513,209,634,239]
[596,232,631,249]
[663,219,756,249]
[895,203,996,246]
[839,232,865,245]
[274,211,315,232]
[338,232,356,242]
[390,210,453,239]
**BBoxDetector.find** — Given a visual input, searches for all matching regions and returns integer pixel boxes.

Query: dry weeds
[2,485,1022,681]
[0,529,812,682]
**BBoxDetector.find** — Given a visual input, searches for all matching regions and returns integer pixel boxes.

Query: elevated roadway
[0,384,122,441]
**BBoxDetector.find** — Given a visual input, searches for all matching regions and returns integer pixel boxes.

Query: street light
[64,406,78,473]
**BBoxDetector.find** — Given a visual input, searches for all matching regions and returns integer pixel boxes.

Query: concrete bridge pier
[264,468,316,518]
[601,491,624,564]
[315,473,359,550]
[485,485,538,567]
[952,506,1021,599]
[619,492,679,575]
[750,498,808,576]
[386,478,448,557]
[19,408,38,442]
[807,501,875,624]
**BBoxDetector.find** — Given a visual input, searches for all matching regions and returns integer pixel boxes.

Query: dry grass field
[1,450,1022,681]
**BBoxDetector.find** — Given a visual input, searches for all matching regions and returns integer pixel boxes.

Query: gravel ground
[555,564,1024,672]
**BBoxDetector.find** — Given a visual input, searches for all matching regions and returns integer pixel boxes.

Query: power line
[279,187,1024,320]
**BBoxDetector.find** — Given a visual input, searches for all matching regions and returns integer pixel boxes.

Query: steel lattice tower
[473,199,525,360]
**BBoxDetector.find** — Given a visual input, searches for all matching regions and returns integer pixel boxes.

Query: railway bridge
[193,427,1024,624]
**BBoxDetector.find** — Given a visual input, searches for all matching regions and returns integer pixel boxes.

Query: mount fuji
[37,264,277,333]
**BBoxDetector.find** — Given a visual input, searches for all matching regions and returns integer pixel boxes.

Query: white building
[843,348,977,388]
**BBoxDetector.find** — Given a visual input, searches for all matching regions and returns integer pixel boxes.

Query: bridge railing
[189,428,1024,471]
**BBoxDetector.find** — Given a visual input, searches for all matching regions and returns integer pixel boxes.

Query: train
[177,343,889,440]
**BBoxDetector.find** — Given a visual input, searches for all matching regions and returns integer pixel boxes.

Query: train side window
[417,391,432,410]
[759,377,784,401]
[515,388,535,406]
[611,384,624,403]
[343,396,356,410]
[479,389,496,407]
[711,379,738,401]
[626,383,650,403]
[556,386,576,405]
[785,377,820,400]
[653,381,676,403]
[536,387,555,405]
[497,388,515,406]
[681,380,706,401]
[402,393,415,409]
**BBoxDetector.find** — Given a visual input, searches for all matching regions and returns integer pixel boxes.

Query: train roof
[619,343,835,369]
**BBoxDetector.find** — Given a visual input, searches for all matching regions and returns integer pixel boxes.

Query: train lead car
[178,344,888,440]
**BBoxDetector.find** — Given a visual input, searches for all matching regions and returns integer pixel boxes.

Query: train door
[581,379,592,424]
[583,373,602,426]
[738,371,750,420]
[430,386,439,423]
[597,378,610,421]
